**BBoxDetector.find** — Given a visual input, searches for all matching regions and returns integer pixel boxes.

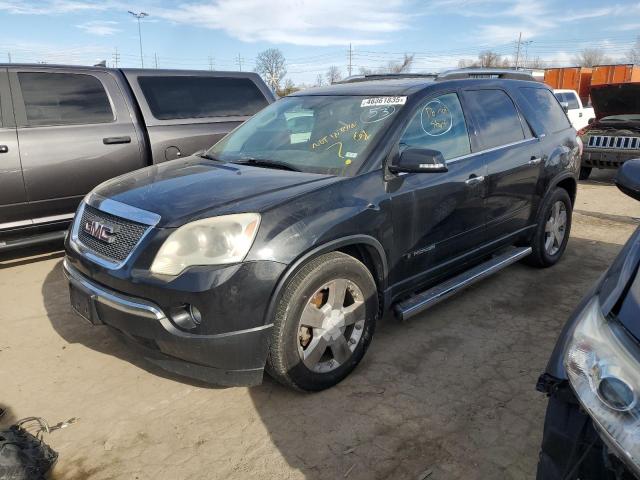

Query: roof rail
[338,73,438,83]
[436,68,535,81]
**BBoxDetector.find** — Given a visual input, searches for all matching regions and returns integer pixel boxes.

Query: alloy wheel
[544,200,567,256]
[297,279,366,373]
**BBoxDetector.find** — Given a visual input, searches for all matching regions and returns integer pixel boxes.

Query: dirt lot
[1,170,639,480]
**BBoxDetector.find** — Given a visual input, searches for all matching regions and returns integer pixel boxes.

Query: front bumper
[63,258,276,386]
[582,149,639,169]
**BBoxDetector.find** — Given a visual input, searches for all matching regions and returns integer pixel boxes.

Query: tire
[266,251,378,391]
[579,166,592,180]
[525,188,572,268]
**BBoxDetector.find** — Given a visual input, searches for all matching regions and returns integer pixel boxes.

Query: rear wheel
[266,252,378,391]
[579,167,592,180]
[526,188,572,268]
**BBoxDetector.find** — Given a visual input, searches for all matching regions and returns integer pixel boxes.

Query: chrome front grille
[76,205,150,263]
[586,135,640,150]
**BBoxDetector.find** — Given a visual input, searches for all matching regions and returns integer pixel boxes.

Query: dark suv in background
[63,69,581,391]
[0,65,274,251]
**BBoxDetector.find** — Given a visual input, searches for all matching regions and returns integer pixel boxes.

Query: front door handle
[103,136,131,145]
[0,145,8,154]
[465,175,485,186]
[528,156,542,165]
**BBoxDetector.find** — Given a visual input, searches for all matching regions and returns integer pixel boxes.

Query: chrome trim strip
[63,258,164,320]
[395,247,532,321]
[0,213,75,230]
[69,199,160,270]
[86,192,161,226]
[0,219,33,229]
[446,137,539,165]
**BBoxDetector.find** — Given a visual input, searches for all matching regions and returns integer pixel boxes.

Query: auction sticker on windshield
[361,96,407,107]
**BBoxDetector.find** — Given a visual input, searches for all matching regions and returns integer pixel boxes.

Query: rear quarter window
[138,76,269,120]
[519,87,571,134]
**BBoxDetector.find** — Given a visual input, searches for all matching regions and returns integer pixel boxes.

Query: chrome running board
[394,247,532,321]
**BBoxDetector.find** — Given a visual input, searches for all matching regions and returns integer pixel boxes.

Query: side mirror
[560,101,569,113]
[615,159,640,201]
[588,117,595,125]
[389,148,448,174]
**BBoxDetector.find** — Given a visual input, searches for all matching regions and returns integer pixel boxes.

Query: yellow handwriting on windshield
[326,142,345,158]
[312,122,357,149]
[353,130,369,142]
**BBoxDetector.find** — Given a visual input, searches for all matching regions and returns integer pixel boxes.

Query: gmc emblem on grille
[84,220,118,244]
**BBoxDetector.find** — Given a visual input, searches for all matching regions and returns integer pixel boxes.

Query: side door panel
[389,156,487,288]
[460,88,543,239]
[9,68,144,218]
[388,91,487,291]
[0,68,30,227]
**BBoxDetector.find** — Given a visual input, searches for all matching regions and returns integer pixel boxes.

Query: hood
[598,227,640,341]
[590,83,640,120]
[618,263,640,342]
[94,157,339,227]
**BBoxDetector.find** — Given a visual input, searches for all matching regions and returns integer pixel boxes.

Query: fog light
[170,304,202,330]
[597,376,636,412]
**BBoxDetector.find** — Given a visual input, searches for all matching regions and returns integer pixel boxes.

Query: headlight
[150,213,260,275]
[565,297,640,470]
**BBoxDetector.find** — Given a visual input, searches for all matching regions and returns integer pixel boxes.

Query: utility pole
[514,32,522,69]
[128,11,148,68]
[154,52,158,69]
[208,55,214,71]
[348,43,352,76]
[236,54,243,71]
[112,47,120,67]
[7,52,11,63]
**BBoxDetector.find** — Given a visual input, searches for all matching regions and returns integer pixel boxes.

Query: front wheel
[525,188,572,268]
[266,252,378,391]
[579,167,592,180]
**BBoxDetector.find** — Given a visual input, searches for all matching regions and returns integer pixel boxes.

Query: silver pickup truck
[0,64,275,251]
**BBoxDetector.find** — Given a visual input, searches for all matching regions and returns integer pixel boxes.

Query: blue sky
[0,0,638,85]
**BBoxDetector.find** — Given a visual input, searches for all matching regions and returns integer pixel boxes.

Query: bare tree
[325,65,342,84]
[526,56,547,69]
[458,50,510,68]
[314,73,324,87]
[627,36,640,64]
[277,79,297,97]
[387,53,414,73]
[255,48,286,91]
[573,48,610,67]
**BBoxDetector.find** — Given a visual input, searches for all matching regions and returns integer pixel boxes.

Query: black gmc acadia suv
[63,69,581,391]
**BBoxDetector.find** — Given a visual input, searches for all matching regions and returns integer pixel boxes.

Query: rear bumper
[63,258,272,386]
[582,150,639,169]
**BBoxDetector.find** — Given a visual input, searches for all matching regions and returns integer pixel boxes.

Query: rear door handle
[0,145,8,154]
[103,136,131,145]
[465,175,485,186]
[528,156,542,165]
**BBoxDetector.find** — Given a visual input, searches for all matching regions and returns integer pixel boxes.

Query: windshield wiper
[231,158,301,172]
[198,152,223,161]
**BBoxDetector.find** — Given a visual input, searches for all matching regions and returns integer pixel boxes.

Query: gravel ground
[1,169,638,480]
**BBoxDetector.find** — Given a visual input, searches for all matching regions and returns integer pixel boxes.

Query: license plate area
[69,284,100,325]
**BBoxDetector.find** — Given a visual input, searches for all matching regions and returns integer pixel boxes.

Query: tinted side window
[138,76,269,120]
[18,72,113,127]
[519,87,571,134]
[399,93,471,160]
[463,89,525,150]
[565,92,580,110]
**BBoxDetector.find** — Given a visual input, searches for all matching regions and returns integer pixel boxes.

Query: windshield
[207,95,404,176]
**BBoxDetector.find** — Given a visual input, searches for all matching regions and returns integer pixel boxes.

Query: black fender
[261,234,389,327]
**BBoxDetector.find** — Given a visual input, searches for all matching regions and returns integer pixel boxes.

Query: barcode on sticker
[361,96,407,107]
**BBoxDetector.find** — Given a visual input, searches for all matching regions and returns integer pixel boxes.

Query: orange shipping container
[544,67,592,102]
[591,64,640,86]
